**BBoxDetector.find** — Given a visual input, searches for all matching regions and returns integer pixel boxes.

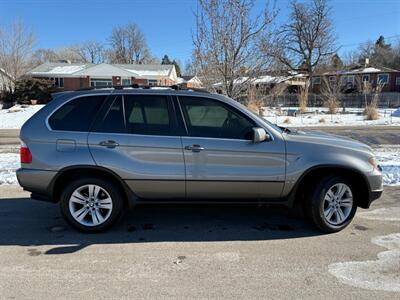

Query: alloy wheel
[323,183,353,225]
[68,184,113,227]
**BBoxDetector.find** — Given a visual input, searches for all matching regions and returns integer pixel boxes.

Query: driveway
[0,185,398,299]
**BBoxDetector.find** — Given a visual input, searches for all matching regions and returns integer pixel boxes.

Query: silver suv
[17,87,383,233]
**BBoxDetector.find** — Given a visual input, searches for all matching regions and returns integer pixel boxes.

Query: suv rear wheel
[60,177,123,232]
[305,175,357,233]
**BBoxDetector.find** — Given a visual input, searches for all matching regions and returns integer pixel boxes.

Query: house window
[377,74,389,85]
[312,77,321,85]
[122,78,131,86]
[396,77,400,86]
[90,78,112,87]
[362,75,370,82]
[51,77,64,88]
[148,79,158,86]
[341,75,354,85]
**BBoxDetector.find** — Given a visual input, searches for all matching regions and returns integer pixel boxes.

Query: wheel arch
[289,164,371,209]
[49,165,137,207]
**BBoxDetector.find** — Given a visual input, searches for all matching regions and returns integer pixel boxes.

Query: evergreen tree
[161,54,172,65]
[172,59,181,77]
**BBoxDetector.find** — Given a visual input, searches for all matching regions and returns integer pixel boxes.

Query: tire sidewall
[60,177,123,233]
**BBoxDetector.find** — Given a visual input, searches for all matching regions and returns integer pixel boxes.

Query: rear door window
[95,94,175,136]
[48,95,105,131]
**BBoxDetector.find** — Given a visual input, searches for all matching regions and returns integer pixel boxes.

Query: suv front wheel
[60,177,123,232]
[305,176,357,233]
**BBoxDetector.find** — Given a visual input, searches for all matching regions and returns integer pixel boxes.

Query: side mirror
[252,127,270,143]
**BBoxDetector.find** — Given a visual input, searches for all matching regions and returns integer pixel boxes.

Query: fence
[265,92,400,108]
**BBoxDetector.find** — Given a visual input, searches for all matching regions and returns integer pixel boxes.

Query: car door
[88,93,185,199]
[177,96,286,200]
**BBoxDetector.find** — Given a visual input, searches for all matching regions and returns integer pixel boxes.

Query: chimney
[365,58,370,67]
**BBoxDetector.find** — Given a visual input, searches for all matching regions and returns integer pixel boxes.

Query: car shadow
[0,197,322,255]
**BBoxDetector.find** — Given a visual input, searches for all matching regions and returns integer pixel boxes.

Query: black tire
[304,175,357,233]
[60,177,124,233]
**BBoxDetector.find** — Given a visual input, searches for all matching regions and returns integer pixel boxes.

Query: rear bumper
[16,168,56,202]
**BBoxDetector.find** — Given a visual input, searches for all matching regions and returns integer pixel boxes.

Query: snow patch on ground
[263,107,400,127]
[374,146,400,186]
[358,207,400,222]
[328,233,400,292]
[0,153,19,185]
[0,105,44,129]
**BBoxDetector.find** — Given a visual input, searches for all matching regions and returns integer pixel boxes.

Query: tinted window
[179,97,255,139]
[96,96,125,133]
[96,94,173,135]
[49,95,105,131]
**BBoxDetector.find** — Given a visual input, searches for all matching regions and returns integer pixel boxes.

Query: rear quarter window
[48,95,105,131]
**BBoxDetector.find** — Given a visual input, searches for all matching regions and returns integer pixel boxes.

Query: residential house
[311,65,400,93]
[25,62,178,91]
[177,75,203,88]
[212,73,306,94]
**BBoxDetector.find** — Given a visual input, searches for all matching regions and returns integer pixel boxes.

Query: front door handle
[184,144,205,152]
[99,140,119,148]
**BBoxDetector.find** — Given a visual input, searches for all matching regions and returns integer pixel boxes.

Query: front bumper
[363,168,383,208]
[16,168,56,202]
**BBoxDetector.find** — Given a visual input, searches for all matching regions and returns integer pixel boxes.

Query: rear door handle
[99,140,119,148]
[184,144,205,152]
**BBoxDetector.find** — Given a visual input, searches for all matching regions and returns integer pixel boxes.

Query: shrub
[14,78,54,104]
[325,97,338,114]
[364,106,379,120]
[319,117,326,123]
[283,117,291,124]
[0,90,16,108]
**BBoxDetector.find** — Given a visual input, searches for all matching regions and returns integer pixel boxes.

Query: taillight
[20,141,32,164]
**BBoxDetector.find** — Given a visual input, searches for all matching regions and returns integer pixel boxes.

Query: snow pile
[0,153,19,185]
[0,105,44,129]
[375,146,400,186]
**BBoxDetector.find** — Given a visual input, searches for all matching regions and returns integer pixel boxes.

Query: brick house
[311,65,400,93]
[26,62,178,91]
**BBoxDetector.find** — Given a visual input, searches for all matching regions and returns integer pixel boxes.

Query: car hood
[285,129,373,154]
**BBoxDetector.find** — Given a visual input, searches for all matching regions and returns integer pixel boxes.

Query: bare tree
[31,48,59,65]
[267,0,335,111]
[271,0,335,74]
[193,0,276,99]
[108,23,152,64]
[73,40,105,63]
[0,20,35,91]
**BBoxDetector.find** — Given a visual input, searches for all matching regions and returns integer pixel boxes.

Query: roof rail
[74,84,210,93]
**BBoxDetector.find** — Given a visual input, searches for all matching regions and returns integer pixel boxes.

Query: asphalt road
[0,185,399,299]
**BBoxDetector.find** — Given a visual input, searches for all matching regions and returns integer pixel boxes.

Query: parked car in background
[17,86,383,233]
